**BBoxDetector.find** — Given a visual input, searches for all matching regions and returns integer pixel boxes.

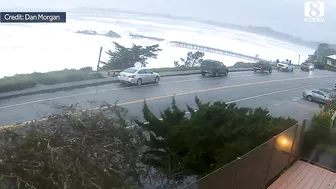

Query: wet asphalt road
[0,69,335,126]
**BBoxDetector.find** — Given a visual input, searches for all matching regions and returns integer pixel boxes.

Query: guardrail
[182,122,305,189]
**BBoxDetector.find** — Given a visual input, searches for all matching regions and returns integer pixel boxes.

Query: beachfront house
[325,55,336,67]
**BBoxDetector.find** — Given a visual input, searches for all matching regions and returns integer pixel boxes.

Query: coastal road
[0,69,335,127]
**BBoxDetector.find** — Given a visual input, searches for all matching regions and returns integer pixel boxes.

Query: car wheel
[269,69,272,73]
[307,95,313,101]
[223,71,228,76]
[137,78,142,86]
[291,68,294,72]
[201,72,206,76]
[155,76,160,83]
[253,69,257,72]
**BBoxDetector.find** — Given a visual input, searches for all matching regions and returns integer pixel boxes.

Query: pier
[129,34,267,62]
[169,41,266,62]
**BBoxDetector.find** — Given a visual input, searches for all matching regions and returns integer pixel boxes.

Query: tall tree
[180,51,205,67]
[103,42,162,70]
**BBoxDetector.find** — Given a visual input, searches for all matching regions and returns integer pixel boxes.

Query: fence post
[287,124,299,166]
[96,46,103,75]
[232,157,241,189]
[263,136,276,189]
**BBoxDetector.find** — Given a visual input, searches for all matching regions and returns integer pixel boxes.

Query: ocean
[0,9,314,79]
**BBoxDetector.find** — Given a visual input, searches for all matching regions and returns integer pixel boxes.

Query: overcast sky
[1,0,336,43]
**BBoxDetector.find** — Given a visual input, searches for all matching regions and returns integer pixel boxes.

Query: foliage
[174,51,205,67]
[103,42,162,70]
[313,98,336,128]
[0,105,146,189]
[137,97,296,178]
[301,100,336,160]
[312,111,333,128]
[0,68,101,93]
[313,62,336,71]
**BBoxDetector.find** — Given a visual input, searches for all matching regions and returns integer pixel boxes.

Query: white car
[277,62,295,72]
[118,67,160,85]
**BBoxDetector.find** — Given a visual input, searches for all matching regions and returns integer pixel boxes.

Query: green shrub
[36,70,101,85]
[312,111,333,127]
[137,97,297,177]
[79,66,93,72]
[324,64,336,71]
[0,74,37,93]
[0,69,103,93]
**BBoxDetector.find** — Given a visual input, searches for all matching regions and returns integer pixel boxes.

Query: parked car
[303,88,335,103]
[253,61,272,73]
[277,62,294,72]
[200,59,229,77]
[300,62,314,71]
[118,67,160,85]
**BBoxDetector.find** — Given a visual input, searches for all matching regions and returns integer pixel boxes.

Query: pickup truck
[200,59,229,77]
[253,62,272,73]
[277,62,295,72]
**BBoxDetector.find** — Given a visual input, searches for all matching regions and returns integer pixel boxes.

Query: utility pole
[298,55,301,65]
[97,46,103,74]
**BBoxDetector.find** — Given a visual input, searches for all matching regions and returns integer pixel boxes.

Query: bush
[313,62,336,71]
[0,69,102,93]
[0,74,37,93]
[137,97,297,177]
[36,70,102,85]
[79,66,93,72]
[312,111,333,127]
[313,62,325,69]
[0,105,145,189]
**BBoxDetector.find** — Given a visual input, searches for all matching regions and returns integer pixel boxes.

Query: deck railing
[182,122,305,189]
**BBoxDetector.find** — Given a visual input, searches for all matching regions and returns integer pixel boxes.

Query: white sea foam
[0,12,314,78]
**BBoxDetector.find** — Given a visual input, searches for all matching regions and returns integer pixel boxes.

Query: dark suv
[301,62,314,71]
[253,61,272,73]
[200,59,229,77]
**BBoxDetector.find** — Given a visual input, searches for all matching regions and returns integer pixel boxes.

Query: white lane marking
[291,97,302,102]
[1,80,332,128]
[268,103,282,108]
[0,73,293,110]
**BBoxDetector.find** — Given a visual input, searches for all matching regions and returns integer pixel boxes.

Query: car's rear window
[302,63,307,65]
[123,68,137,73]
